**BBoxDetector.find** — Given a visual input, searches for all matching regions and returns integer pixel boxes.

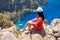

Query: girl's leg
[23,21,32,32]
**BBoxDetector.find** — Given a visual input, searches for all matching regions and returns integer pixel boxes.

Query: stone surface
[7,26,19,38]
[43,35,56,40]
[20,32,43,40]
[0,32,17,40]
[0,26,19,38]
[50,19,60,29]
[51,24,60,37]
[58,37,60,40]
[1,19,60,40]
[50,19,60,37]
[43,25,52,35]
[31,34,43,40]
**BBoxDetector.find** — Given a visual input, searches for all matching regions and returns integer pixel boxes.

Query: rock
[17,19,60,40]
[43,20,53,35]
[2,18,60,40]
[32,34,43,40]
[20,32,32,40]
[7,26,18,33]
[20,32,43,40]
[50,19,60,29]
[50,19,60,37]
[51,24,60,37]
[52,24,60,31]
[48,19,60,37]
[18,28,44,40]
[22,35,31,40]
[6,26,19,38]
[43,19,52,34]
[43,19,48,26]
[19,28,46,40]
[43,25,52,35]
[0,26,20,38]
[43,35,56,40]
[0,27,1,30]
[58,37,60,40]
[0,31,17,40]
[17,36,23,40]
[21,32,30,39]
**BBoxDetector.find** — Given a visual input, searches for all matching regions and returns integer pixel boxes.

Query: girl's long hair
[37,12,44,20]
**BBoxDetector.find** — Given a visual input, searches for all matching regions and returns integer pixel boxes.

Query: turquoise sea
[16,0,60,29]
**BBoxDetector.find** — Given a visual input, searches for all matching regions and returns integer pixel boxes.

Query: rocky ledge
[0,18,60,40]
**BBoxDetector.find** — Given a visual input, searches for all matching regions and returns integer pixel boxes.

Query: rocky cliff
[1,18,60,40]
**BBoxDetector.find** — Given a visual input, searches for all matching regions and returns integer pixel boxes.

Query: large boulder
[50,19,60,28]
[43,35,56,40]
[6,26,19,38]
[43,19,52,35]
[18,28,46,40]
[31,34,43,40]
[0,31,17,40]
[0,26,20,38]
[17,19,60,40]
[51,24,60,37]
[43,25,52,35]
[19,32,32,40]
[20,32,43,40]
[50,19,60,37]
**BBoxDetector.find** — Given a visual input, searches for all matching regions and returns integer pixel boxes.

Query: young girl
[22,7,45,33]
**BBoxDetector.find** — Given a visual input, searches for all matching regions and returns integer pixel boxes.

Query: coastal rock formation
[0,0,48,12]
[43,25,53,35]
[1,19,60,40]
[50,19,60,28]
[0,31,17,40]
[43,19,52,35]
[43,35,56,40]
[31,34,43,40]
[6,26,19,38]
[0,0,48,24]
[18,32,43,40]
[0,26,20,38]
[50,19,60,37]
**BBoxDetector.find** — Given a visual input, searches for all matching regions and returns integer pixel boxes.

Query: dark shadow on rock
[30,27,46,37]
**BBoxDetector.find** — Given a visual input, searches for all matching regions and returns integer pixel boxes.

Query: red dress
[32,16,43,30]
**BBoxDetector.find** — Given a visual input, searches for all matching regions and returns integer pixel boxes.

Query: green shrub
[0,13,14,29]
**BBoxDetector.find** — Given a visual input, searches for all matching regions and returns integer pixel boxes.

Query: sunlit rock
[43,35,56,40]
[0,32,17,40]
